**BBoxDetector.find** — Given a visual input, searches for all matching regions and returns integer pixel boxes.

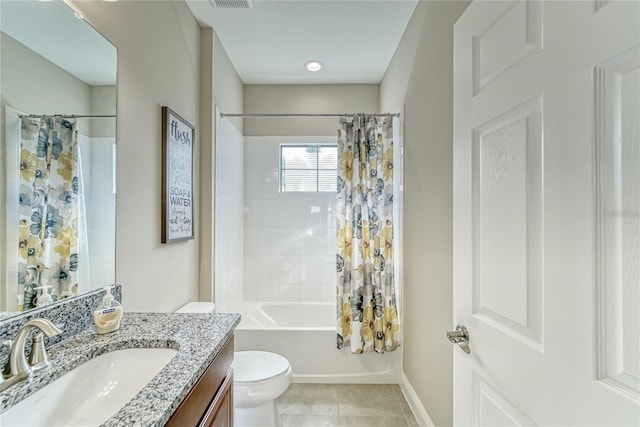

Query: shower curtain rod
[19,114,116,119]
[220,112,400,118]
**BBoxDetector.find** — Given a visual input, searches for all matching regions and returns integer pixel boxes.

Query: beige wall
[244,84,379,136]
[380,1,470,426]
[0,32,116,141]
[74,0,202,311]
[88,85,117,138]
[199,29,215,303]
[199,28,245,302]
[213,33,243,133]
[0,32,92,115]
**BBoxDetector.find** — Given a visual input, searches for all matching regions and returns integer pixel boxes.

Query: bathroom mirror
[0,0,117,319]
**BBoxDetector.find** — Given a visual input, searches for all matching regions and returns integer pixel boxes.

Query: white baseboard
[400,373,435,427]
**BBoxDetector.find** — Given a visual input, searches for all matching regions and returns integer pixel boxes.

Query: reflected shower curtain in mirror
[336,115,400,353]
[18,117,80,310]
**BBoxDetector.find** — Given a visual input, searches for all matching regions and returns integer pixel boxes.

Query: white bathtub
[217,301,402,384]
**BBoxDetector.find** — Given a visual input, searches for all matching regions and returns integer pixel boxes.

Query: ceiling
[186,0,418,84]
[0,0,117,86]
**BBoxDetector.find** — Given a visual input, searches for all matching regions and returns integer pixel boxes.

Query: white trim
[400,372,435,427]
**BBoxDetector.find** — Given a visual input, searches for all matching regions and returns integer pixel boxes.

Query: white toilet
[176,302,292,426]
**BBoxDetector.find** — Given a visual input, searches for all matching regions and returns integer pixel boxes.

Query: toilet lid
[233,351,290,383]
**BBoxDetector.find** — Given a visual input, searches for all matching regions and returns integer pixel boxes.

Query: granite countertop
[0,312,241,426]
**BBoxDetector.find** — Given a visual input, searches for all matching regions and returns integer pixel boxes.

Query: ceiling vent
[209,0,254,9]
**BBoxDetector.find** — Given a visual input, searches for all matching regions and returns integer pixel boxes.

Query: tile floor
[277,384,419,427]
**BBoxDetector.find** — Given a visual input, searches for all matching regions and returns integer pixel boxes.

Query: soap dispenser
[34,284,53,307]
[93,286,123,334]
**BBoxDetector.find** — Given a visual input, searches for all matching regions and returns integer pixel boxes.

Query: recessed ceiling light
[305,60,323,72]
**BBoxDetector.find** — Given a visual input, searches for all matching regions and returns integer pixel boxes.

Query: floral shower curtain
[18,116,79,310]
[336,115,400,354]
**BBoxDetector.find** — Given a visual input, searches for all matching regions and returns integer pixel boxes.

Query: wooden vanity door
[201,372,233,427]
[166,336,234,427]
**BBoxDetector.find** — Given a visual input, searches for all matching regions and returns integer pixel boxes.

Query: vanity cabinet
[166,335,234,427]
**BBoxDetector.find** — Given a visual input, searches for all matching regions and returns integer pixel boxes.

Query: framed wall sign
[161,106,195,243]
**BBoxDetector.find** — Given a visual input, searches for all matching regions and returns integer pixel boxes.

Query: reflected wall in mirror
[0,0,117,319]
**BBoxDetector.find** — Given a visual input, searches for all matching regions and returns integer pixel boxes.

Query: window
[280,144,337,192]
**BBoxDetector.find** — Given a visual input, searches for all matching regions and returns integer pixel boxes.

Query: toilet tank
[175,302,215,313]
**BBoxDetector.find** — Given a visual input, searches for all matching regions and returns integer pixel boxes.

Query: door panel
[454,1,640,425]
[473,1,542,95]
[475,375,536,426]
[595,46,640,401]
[472,97,544,348]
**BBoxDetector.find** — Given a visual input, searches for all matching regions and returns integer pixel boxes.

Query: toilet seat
[233,351,292,412]
[233,351,290,383]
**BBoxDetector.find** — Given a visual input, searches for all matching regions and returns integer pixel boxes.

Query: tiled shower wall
[243,136,336,303]
[214,118,244,304]
[80,135,116,288]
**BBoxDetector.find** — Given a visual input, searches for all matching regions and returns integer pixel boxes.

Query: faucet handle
[27,320,63,372]
[28,333,50,372]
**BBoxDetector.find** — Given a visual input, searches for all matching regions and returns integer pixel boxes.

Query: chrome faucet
[0,319,62,392]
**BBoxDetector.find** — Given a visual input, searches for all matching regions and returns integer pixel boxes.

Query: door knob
[446,325,470,354]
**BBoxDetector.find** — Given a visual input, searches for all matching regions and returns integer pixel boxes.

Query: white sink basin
[0,347,178,427]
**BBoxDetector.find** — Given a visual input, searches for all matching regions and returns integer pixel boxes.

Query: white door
[453,1,640,425]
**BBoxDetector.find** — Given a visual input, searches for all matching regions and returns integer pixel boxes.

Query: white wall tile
[325,227,337,254]
[244,168,259,200]
[243,283,258,301]
[257,168,279,199]
[242,137,338,304]
[103,256,116,284]
[104,197,117,227]
[300,226,330,256]
[215,227,228,267]
[244,199,258,227]
[230,226,244,261]
[258,199,279,227]
[321,283,337,303]
[279,228,303,256]
[279,198,302,227]
[5,268,19,311]
[90,260,107,288]
[300,201,324,228]
[317,256,336,283]
[300,255,335,284]
[258,228,280,256]
[278,256,300,284]
[231,196,244,229]
[244,140,259,172]
[278,284,301,302]
[258,256,280,283]
[258,285,279,301]
[300,284,323,302]
[229,148,244,198]
[244,228,258,257]
[299,256,314,284]
[92,227,115,257]
[244,256,261,284]
[215,193,230,228]
[256,139,280,166]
